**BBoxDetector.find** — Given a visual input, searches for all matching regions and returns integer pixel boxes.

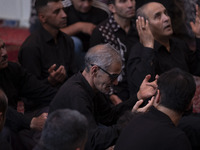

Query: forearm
[5,107,31,132]
[60,22,81,36]
[127,44,155,94]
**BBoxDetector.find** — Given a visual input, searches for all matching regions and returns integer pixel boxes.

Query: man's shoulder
[21,30,43,48]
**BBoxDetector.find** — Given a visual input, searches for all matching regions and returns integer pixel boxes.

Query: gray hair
[136,3,150,20]
[84,44,122,72]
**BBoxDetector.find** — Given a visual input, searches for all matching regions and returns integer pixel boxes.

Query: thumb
[144,74,151,83]
[132,99,144,112]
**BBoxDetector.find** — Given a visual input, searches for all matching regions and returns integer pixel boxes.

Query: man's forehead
[47,1,63,10]
[145,2,165,16]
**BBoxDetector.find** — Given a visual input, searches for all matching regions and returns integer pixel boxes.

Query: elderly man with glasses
[49,43,157,150]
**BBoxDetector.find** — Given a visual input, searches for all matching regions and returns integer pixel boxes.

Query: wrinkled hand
[81,22,96,35]
[137,74,158,100]
[132,96,155,113]
[30,113,48,131]
[190,5,200,38]
[48,64,66,86]
[136,16,154,48]
[110,94,122,105]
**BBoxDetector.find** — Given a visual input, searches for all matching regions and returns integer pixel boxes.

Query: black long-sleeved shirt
[49,72,138,150]
[127,38,200,95]
[64,5,108,52]
[18,26,77,86]
[115,106,192,150]
[0,62,57,131]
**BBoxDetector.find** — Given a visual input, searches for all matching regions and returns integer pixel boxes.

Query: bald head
[136,2,173,40]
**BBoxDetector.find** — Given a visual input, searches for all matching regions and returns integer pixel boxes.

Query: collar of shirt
[39,26,63,43]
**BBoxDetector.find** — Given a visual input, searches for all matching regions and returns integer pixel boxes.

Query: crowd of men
[0,0,200,150]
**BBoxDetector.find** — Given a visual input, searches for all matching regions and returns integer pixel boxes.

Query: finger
[132,99,144,112]
[143,74,151,83]
[190,21,195,31]
[141,17,145,29]
[136,19,140,33]
[48,64,56,73]
[139,96,154,112]
[138,17,144,31]
[55,66,66,80]
[196,4,199,16]
[41,112,48,118]
[155,74,159,80]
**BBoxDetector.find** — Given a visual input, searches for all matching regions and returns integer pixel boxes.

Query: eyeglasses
[91,64,120,82]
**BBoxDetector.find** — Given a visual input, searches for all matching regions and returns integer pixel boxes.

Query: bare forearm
[60,22,81,35]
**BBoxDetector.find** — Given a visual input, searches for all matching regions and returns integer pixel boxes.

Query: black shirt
[18,26,77,86]
[64,5,108,51]
[90,15,139,100]
[127,38,200,95]
[49,72,138,150]
[115,106,192,150]
[0,62,57,131]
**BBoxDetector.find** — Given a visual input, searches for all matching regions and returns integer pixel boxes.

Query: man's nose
[61,9,67,18]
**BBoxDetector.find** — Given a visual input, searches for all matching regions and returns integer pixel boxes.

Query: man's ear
[108,4,115,13]
[38,13,46,24]
[91,65,98,77]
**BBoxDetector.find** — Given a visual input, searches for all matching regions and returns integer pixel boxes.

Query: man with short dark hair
[19,0,77,87]
[0,38,57,150]
[34,109,88,150]
[90,0,139,103]
[115,68,196,150]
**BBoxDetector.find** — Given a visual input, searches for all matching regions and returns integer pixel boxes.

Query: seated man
[90,0,139,103]
[34,109,88,150]
[0,38,57,150]
[127,1,200,94]
[49,44,157,150]
[0,89,12,150]
[19,0,77,88]
[60,0,109,70]
[0,89,8,132]
[115,68,196,150]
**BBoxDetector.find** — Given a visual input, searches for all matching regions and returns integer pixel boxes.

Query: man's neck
[155,36,170,52]
[43,25,59,43]
[156,105,182,126]
[114,15,131,34]
[82,70,97,92]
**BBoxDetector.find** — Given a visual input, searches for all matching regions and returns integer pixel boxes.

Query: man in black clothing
[61,0,108,52]
[49,44,157,150]
[34,109,88,150]
[60,0,108,70]
[127,2,200,94]
[0,89,12,150]
[90,0,138,103]
[115,68,196,150]
[19,0,77,87]
[126,3,200,149]
[0,39,57,149]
